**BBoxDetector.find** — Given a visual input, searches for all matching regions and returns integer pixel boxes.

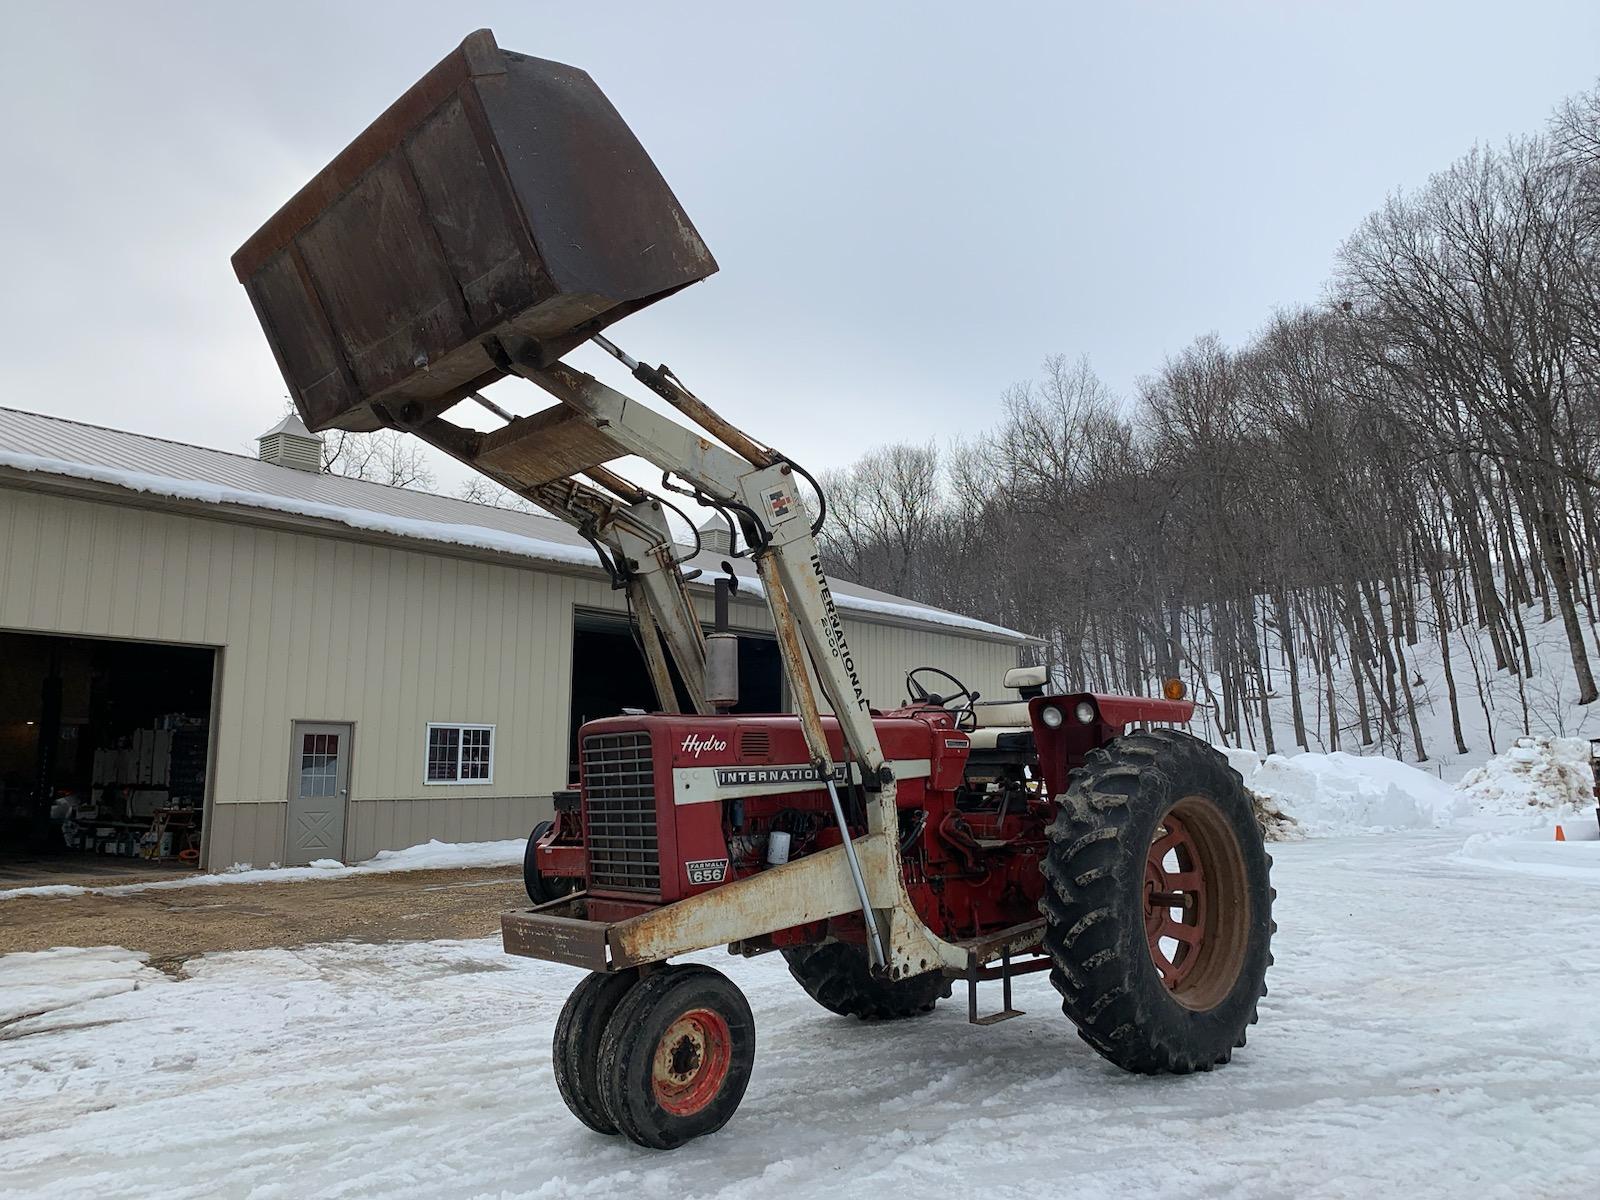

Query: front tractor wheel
[1040,729,1273,1074]
[596,964,755,1149]
[523,820,578,906]
[552,968,642,1134]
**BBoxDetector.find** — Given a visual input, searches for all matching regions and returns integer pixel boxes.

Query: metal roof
[0,406,1033,643]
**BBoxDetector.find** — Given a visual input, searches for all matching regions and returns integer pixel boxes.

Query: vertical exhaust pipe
[706,574,739,712]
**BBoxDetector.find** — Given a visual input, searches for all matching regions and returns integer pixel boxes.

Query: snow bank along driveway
[4,833,1598,1199]
[0,838,528,903]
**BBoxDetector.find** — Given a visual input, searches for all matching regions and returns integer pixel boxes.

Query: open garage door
[567,609,782,783]
[0,631,216,885]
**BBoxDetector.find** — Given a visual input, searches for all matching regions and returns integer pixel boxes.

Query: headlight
[1040,705,1064,728]
[1074,700,1097,725]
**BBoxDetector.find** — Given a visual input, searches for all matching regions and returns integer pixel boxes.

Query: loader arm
[231,25,967,977]
[395,406,709,716]
[376,344,969,974]
[387,353,893,796]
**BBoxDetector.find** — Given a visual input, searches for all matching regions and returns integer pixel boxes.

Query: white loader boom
[392,335,976,977]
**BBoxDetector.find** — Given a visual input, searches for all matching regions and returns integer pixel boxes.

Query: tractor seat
[967,725,1035,752]
[970,699,1031,728]
[964,666,1048,750]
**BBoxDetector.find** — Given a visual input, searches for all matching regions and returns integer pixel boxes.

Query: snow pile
[1222,749,1300,840]
[209,835,529,880]
[0,946,167,1024]
[1241,751,1469,837]
[0,837,526,902]
[1458,736,1596,821]
[1221,746,1266,783]
[360,838,526,872]
[1451,737,1599,880]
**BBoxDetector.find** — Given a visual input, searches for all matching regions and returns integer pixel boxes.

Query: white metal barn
[0,407,1034,876]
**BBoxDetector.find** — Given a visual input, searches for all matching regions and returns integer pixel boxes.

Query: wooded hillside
[817,86,1600,762]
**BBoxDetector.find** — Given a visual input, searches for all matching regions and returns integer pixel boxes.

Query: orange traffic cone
[1555,825,1566,842]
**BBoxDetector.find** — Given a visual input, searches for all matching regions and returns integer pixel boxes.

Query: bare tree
[456,476,537,512]
[319,427,438,490]
[1337,139,1598,703]
[818,442,941,597]
[811,83,1600,761]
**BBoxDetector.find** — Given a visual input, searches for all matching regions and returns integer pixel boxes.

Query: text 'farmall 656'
[235,29,1275,1151]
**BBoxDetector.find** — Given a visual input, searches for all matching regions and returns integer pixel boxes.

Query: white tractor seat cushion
[970,699,1032,728]
[967,725,1032,751]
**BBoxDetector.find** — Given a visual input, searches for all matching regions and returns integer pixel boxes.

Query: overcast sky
[3,2,1597,499]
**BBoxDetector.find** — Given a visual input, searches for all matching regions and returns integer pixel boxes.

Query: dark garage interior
[568,611,783,781]
[0,631,214,884]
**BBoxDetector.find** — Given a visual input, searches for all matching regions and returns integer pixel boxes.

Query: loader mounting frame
[386,348,971,980]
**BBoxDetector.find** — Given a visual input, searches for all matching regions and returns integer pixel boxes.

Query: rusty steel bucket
[233,29,717,432]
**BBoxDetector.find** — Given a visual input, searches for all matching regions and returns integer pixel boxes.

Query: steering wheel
[905,666,979,730]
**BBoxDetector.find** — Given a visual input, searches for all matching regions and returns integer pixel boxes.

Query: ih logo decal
[765,486,794,523]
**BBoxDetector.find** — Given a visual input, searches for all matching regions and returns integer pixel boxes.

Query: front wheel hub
[651,1007,733,1116]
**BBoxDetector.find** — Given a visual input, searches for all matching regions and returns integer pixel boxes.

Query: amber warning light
[1162,678,1188,702]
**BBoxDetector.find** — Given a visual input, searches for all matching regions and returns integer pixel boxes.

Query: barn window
[425,723,495,784]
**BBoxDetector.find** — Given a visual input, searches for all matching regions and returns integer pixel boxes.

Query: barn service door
[286,722,351,866]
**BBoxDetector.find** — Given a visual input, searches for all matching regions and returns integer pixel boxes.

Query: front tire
[782,941,951,1020]
[596,964,756,1150]
[523,820,578,905]
[552,969,642,1134]
[1040,729,1273,1073]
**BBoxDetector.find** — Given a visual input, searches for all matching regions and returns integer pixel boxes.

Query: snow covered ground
[3,831,1598,1199]
[1459,825,1600,878]
[2,726,1594,1195]
[0,838,527,903]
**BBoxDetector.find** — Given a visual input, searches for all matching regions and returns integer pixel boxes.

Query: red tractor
[515,672,1271,1148]
[235,29,1274,1152]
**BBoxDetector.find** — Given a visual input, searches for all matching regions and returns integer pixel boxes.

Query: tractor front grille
[581,731,660,894]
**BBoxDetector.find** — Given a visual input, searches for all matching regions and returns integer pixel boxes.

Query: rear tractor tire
[1040,729,1273,1074]
[782,940,952,1021]
[523,820,578,906]
[596,964,756,1150]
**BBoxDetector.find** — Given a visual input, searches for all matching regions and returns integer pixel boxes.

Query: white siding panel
[0,486,1025,866]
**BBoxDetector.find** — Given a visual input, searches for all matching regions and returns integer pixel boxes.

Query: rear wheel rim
[651,1007,733,1116]
[1143,795,1250,1011]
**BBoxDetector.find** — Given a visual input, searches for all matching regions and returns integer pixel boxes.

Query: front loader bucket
[232,29,717,433]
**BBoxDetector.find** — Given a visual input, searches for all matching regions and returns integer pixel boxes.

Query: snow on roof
[0,406,1034,643]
